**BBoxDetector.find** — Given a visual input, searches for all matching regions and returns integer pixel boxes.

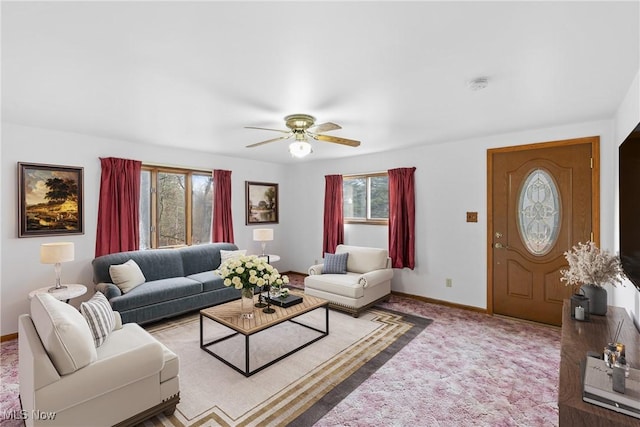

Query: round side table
[28,284,87,303]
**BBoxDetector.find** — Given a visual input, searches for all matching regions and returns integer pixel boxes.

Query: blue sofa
[92,243,241,324]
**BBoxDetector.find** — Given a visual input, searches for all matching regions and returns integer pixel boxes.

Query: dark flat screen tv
[619,122,640,291]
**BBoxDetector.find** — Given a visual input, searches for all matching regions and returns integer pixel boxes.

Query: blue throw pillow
[324,252,349,274]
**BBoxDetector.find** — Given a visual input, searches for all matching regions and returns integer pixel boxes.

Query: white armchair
[304,245,393,317]
[19,293,179,427]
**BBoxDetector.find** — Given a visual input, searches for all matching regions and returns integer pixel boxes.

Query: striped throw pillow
[80,291,116,347]
[323,252,349,274]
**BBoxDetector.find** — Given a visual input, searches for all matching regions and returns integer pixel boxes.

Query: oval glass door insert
[517,168,561,256]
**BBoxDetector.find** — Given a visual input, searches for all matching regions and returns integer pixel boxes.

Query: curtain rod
[142,162,213,174]
[342,170,387,177]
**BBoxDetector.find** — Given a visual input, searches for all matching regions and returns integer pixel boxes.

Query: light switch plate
[466,212,478,222]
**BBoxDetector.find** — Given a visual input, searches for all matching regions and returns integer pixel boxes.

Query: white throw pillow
[109,259,146,293]
[80,291,116,347]
[30,293,97,375]
[220,249,247,263]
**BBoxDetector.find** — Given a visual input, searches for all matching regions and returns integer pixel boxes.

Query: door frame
[486,136,600,315]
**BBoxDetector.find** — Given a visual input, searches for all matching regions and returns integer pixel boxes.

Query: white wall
[0,122,290,336]
[285,119,620,310]
[2,110,636,336]
[613,69,640,325]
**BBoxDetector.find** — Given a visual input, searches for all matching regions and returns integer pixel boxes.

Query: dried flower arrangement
[560,241,626,290]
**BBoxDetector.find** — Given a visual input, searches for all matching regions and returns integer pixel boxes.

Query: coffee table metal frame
[199,294,329,377]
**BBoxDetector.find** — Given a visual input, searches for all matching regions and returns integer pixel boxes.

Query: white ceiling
[2,1,639,164]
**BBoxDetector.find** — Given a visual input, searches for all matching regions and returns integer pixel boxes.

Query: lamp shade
[289,141,312,158]
[40,242,75,264]
[253,229,274,242]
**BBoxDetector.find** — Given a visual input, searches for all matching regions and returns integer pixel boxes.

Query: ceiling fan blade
[245,126,290,134]
[312,133,361,147]
[246,135,291,148]
[308,122,342,133]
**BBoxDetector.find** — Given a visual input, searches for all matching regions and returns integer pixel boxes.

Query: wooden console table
[559,300,639,426]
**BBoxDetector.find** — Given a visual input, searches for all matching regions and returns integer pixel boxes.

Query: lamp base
[48,285,68,292]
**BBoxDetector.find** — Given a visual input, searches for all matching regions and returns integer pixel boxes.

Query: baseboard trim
[1,333,18,342]
[390,291,488,314]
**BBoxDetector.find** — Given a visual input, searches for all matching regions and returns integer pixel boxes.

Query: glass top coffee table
[199,292,329,377]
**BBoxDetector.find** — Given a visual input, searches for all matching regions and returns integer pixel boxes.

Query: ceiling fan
[245,114,361,158]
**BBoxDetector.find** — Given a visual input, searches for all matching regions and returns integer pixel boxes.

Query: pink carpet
[317,295,560,426]
[1,274,561,426]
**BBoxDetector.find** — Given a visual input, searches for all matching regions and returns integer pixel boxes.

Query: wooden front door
[488,137,599,326]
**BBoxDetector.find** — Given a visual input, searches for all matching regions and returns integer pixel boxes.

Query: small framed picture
[18,162,84,237]
[246,181,278,224]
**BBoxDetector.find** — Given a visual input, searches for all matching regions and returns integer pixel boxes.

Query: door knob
[494,242,505,249]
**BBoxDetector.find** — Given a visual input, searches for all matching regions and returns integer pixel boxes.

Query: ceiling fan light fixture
[289,141,312,158]
[245,113,360,155]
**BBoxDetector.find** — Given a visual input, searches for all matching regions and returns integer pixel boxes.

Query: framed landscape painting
[246,181,278,224]
[18,162,84,237]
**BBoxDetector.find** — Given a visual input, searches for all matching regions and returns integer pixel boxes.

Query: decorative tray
[268,294,303,308]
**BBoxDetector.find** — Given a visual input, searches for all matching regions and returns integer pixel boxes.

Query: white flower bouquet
[560,241,626,289]
[214,254,289,290]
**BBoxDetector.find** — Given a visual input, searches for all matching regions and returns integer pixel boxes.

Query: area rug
[142,307,431,427]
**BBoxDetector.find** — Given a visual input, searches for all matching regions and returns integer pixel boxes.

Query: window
[517,168,560,256]
[343,172,389,224]
[140,166,213,249]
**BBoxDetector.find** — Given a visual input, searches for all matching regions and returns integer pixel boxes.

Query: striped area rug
[142,307,431,427]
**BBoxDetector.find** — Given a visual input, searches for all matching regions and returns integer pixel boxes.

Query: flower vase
[580,284,607,315]
[241,288,255,319]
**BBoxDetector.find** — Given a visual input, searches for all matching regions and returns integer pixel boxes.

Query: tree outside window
[343,173,389,224]
[140,166,213,249]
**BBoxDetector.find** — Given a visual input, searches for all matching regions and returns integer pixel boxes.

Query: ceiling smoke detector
[468,77,489,91]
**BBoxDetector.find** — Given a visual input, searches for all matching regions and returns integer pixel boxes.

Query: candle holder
[255,284,268,308]
[262,297,275,314]
[570,292,590,322]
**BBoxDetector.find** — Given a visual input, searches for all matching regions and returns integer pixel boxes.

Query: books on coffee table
[582,356,640,419]
[268,294,303,308]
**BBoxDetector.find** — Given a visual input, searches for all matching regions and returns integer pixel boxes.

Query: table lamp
[40,242,75,292]
[253,228,274,256]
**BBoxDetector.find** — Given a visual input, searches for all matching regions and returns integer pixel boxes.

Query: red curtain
[388,167,416,269]
[95,157,142,257]
[322,174,344,255]
[212,169,234,243]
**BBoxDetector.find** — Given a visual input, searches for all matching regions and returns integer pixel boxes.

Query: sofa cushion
[109,277,203,312]
[30,293,97,375]
[336,245,389,274]
[304,273,366,299]
[93,249,185,284]
[179,243,239,275]
[80,291,115,347]
[323,252,349,274]
[187,271,227,292]
[109,259,146,293]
